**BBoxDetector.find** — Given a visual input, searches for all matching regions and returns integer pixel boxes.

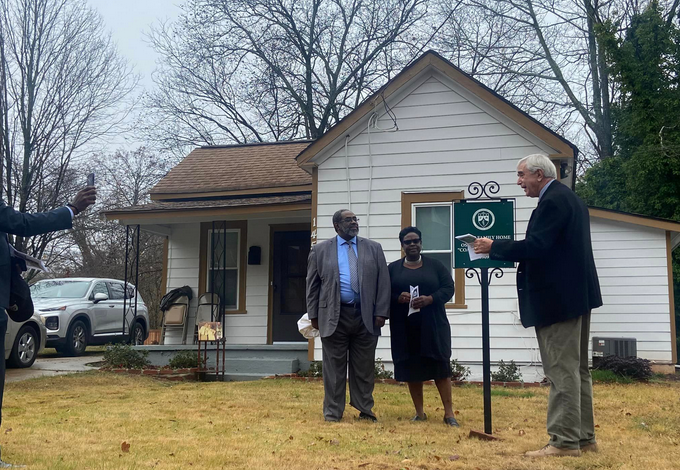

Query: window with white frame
[207,229,240,310]
[412,203,454,301]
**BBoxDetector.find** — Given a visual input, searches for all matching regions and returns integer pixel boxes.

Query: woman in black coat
[388,226,458,426]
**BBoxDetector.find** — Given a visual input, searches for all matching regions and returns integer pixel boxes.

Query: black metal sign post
[454,182,515,438]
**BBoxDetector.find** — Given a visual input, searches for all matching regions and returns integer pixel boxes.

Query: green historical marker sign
[453,199,515,268]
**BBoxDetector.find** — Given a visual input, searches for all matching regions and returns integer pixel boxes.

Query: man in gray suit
[306,209,390,422]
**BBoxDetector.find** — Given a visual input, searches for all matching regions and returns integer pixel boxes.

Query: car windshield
[30,281,91,299]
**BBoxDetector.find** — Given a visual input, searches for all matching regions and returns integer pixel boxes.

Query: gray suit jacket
[306,236,390,337]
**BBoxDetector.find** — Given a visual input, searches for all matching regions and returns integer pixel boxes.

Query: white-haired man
[474,154,602,457]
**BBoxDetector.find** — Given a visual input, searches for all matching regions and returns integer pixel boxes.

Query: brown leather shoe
[580,442,599,453]
[524,445,581,458]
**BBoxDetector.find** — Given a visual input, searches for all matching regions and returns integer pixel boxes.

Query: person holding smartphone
[0,183,95,467]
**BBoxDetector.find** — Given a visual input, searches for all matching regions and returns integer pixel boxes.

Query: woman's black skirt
[394,356,452,382]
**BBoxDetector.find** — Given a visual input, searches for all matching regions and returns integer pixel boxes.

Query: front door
[272,230,310,342]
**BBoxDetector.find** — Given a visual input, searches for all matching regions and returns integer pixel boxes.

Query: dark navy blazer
[490,181,603,328]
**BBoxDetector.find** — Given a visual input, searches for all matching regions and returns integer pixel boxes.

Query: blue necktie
[347,242,359,294]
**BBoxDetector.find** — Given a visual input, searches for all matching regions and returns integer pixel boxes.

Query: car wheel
[65,320,88,356]
[7,325,38,368]
[130,322,145,346]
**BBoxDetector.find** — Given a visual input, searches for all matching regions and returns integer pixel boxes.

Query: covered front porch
[106,199,315,378]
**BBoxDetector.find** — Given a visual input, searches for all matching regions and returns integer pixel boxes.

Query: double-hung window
[401,192,466,308]
[199,221,248,314]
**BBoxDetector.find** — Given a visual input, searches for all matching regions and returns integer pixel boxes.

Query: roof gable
[296,50,576,167]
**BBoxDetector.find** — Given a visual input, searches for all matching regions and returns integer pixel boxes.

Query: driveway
[5,351,103,383]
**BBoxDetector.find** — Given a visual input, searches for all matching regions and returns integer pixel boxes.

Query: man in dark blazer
[474,154,602,458]
[0,186,95,467]
[306,209,390,422]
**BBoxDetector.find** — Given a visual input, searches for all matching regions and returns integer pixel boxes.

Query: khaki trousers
[535,313,596,450]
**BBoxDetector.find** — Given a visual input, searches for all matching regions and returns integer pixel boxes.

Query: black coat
[490,180,602,328]
[388,256,454,363]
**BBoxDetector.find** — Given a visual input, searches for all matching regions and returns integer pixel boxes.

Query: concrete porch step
[200,372,270,382]
[206,357,299,375]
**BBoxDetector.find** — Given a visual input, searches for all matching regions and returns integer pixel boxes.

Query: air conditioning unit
[592,337,637,367]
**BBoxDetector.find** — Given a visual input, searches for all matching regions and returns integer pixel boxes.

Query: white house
[106,51,679,380]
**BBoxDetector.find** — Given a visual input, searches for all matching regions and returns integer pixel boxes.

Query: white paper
[455,234,489,261]
[455,233,477,244]
[297,313,319,339]
[408,285,420,316]
[466,243,489,261]
[9,245,50,272]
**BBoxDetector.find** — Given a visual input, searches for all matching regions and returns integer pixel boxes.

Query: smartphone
[87,172,95,187]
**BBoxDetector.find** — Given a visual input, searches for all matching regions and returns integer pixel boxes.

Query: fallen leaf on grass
[289,435,294,440]
[518,430,526,436]
[454,410,460,415]
[121,442,130,453]
[595,424,600,428]
[169,453,175,457]
[626,412,632,416]
[449,455,460,461]
[358,464,370,468]
[433,456,441,461]
[4,428,11,434]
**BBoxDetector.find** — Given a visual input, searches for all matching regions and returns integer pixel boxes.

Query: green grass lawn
[1,372,679,469]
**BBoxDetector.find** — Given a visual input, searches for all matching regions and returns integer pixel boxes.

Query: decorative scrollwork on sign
[488,268,504,286]
[465,268,481,285]
[467,181,501,200]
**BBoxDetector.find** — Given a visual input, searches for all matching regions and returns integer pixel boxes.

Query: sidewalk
[5,355,102,383]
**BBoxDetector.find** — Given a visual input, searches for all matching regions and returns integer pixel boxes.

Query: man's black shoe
[358,412,377,422]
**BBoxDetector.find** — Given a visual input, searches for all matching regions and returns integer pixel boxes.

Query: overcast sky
[86,0,184,151]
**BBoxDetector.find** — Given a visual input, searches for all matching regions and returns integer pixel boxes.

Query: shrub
[374,357,394,380]
[298,361,323,378]
[451,359,471,381]
[595,355,652,382]
[491,360,522,382]
[168,350,203,369]
[591,369,634,384]
[103,343,150,369]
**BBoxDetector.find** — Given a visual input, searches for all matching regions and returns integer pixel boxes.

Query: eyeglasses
[341,217,359,223]
[402,238,421,245]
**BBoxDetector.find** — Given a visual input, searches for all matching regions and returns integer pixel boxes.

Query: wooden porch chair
[160,295,189,345]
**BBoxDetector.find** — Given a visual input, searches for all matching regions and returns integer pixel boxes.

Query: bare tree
[143,0,433,153]
[434,0,680,165]
[0,0,137,260]
[51,148,172,328]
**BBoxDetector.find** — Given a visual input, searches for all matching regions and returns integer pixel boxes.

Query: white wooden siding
[164,223,200,344]
[312,69,674,380]
[162,213,310,345]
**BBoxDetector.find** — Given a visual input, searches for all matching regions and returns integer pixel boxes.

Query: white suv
[30,278,150,356]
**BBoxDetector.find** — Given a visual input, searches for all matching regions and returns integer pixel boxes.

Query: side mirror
[93,293,109,303]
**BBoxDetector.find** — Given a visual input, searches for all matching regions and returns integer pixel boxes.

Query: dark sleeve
[0,203,72,237]
[429,258,454,306]
[388,260,402,302]
[374,245,391,319]
[305,245,320,319]
[490,197,568,262]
